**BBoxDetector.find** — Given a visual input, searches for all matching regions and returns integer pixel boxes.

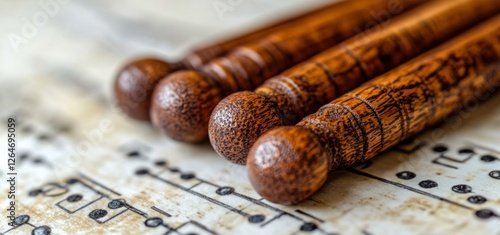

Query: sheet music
[1,1,499,234]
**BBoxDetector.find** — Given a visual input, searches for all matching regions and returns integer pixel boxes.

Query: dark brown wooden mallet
[247,14,500,205]
[209,0,500,165]
[150,0,428,143]
[113,1,352,121]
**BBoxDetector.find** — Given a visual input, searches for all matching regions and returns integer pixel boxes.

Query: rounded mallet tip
[247,126,330,205]
[209,91,286,165]
[150,70,223,143]
[114,58,180,121]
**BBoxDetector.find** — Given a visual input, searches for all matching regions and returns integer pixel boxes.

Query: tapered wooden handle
[209,0,500,164]
[248,15,500,205]
[113,0,358,121]
[201,0,425,96]
[182,0,364,69]
[151,0,427,142]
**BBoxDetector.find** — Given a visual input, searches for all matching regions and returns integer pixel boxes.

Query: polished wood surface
[209,0,500,164]
[113,0,348,121]
[247,15,500,204]
[150,0,427,142]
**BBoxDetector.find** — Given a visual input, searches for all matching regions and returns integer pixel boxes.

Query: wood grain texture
[248,15,500,205]
[114,58,183,121]
[151,0,428,142]
[113,1,349,121]
[181,0,354,70]
[209,0,500,164]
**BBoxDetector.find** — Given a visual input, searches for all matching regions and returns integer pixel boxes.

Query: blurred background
[2,1,500,235]
[0,0,334,102]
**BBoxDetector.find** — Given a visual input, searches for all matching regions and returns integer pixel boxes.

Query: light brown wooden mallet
[247,14,500,205]
[113,0,353,121]
[150,0,428,142]
[209,0,500,165]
